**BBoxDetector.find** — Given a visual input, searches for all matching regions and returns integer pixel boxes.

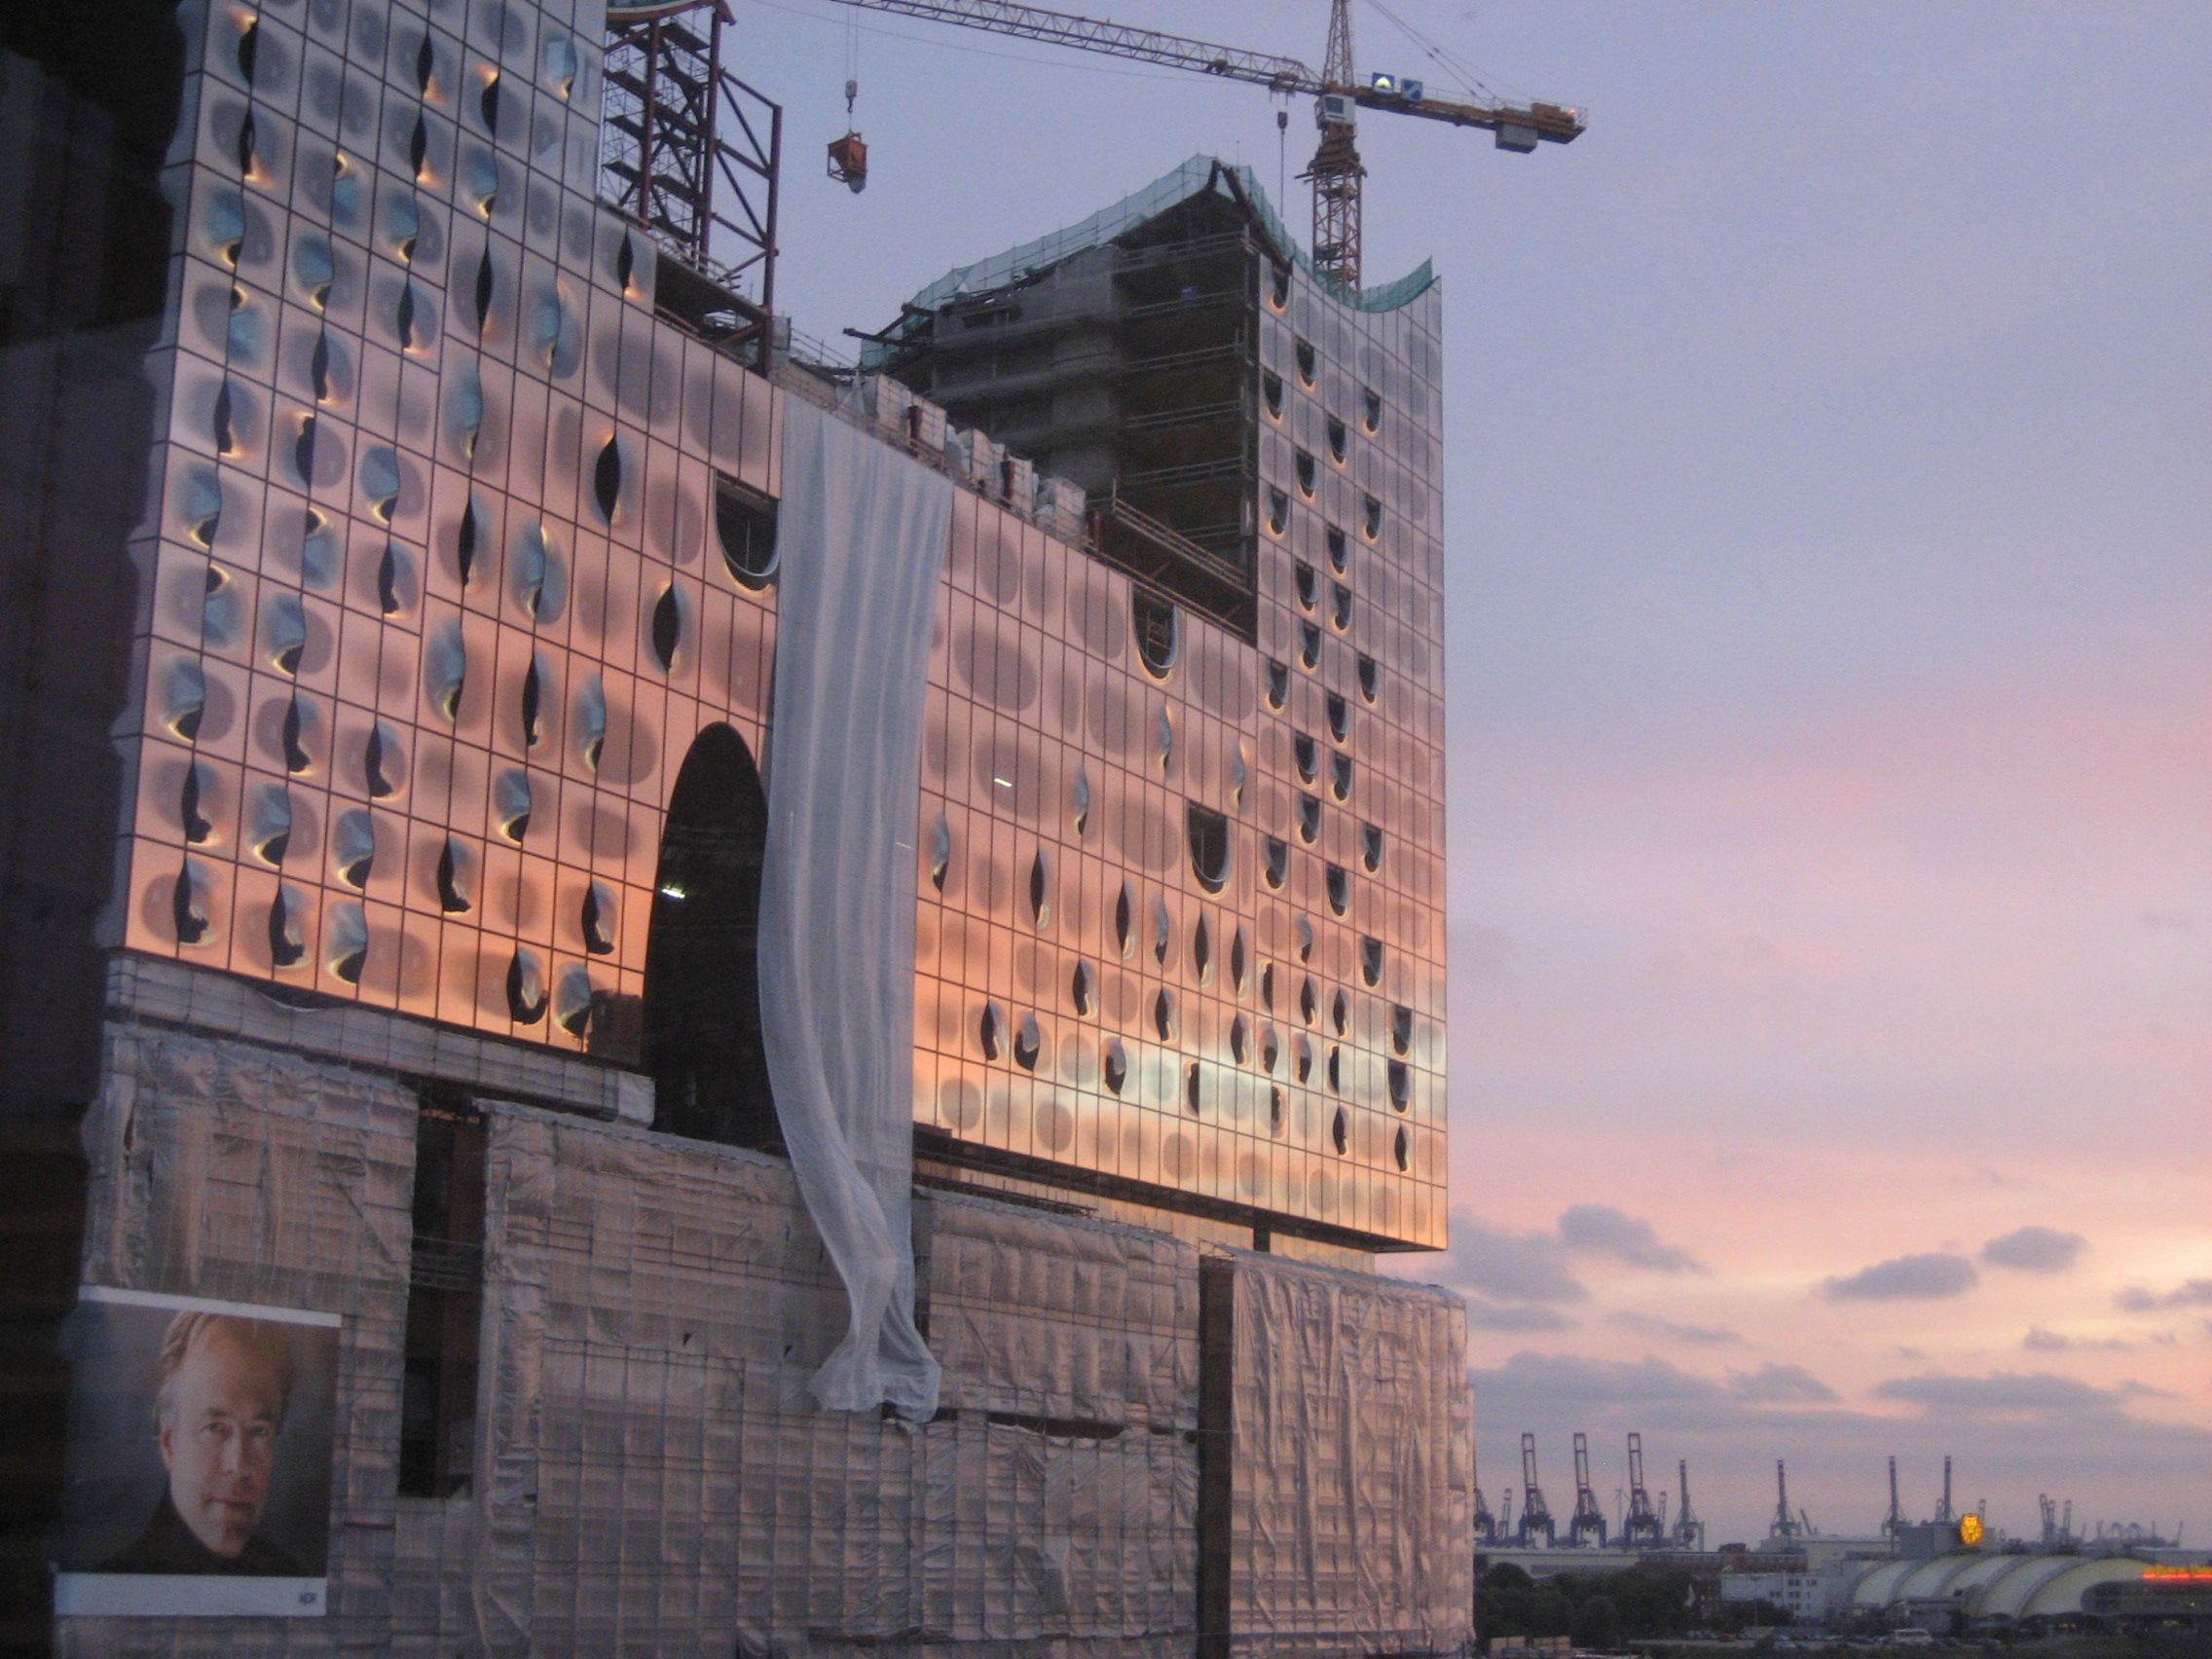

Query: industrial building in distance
[1472,1438,2209,1641]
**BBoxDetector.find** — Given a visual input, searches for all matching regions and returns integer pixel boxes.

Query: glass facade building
[1,6,1474,1646]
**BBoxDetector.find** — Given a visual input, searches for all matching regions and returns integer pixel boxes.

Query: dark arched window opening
[643,723,781,1151]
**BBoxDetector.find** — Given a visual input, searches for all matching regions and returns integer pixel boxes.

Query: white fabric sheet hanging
[758,397,949,1417]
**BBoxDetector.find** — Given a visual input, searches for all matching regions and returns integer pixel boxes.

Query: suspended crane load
[827,78,867,191]
[823,0,1583,287]
[1567,1432,1608,1547]
[1771,1459,1802,1539]
[1674,1458,1705,1551]
[1622,1432,1665,1547]
[1517,1433,1556,1547]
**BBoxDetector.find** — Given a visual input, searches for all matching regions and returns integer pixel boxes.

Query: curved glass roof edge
[864,154,1434,366]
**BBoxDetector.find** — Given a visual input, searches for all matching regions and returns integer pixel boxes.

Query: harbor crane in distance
[1568,1432,1609,1547]
[1771,1459,1803,1539]
[1517,1434,1556,1547]
[1622,1433,1666,1546]
[1474,1485,1497,1546]
[817,0,1584,287]
[1674,1458,1704,1551]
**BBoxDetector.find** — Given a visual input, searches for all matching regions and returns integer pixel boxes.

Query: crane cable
[1360,0,1519,108]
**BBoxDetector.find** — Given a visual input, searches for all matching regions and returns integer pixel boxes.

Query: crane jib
[817,0,1582,288]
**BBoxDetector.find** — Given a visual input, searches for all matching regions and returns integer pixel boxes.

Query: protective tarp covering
[760,398,953,1417]
[64,1025,417,1659]
[452,1105,1198,1659]
[1228,1253,1474,1658]
[66,1027,1478,1659]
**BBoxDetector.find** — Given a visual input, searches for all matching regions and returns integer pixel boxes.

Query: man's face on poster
[156,1325,285,1559]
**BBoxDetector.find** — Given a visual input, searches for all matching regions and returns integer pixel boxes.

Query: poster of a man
[54,1288,339,1617]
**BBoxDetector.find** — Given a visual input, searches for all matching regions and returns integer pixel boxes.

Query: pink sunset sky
[734,0,2210,1542]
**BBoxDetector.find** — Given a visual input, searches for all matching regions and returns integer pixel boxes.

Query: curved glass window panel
[1132,589,1178,676]
[1028,849,1051,925]
[1185,805,1238,898]
[715,470,778,587]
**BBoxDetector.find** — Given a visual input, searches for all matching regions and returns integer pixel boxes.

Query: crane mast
[820,0,1582,287]
[1771,1459,1802,1538]
[1568,1431,1608,1547]
[1674,1458,1704,1550]
[1304,0,1364,284]
[1518,1433,1555,1547]
[1623,1432,1664,1546]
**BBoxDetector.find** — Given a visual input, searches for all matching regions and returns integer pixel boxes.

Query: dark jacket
[98,1494,307,1575]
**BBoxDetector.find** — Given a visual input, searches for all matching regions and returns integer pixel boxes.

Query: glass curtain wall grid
[118,0,1443,1250]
